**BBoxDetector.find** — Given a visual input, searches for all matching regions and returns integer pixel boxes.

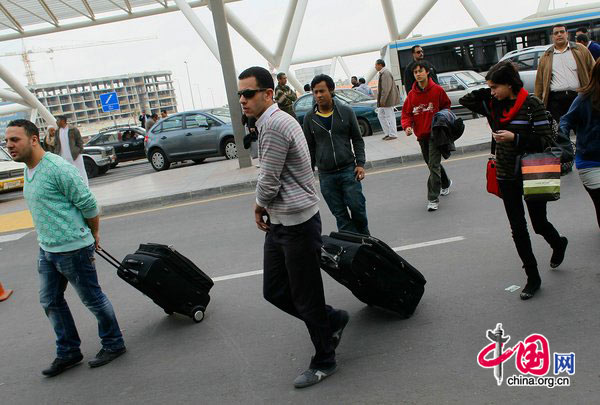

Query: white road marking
[0,231,31,244]
[505,285,521,293]
[212,236,465,283]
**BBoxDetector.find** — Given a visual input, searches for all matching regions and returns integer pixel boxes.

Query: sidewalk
[1,118,491,221]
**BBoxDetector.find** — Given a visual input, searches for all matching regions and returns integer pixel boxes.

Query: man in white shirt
[375,59,401,141]
[45,115,88,185]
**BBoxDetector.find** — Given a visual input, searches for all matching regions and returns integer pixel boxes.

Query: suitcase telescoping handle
[95,248,123,271]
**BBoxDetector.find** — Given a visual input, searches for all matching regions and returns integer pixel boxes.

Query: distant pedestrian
[401,61,452,212]
[139,110,150,128]
[238,66,349,389]
[576,27,600,60]
[375,59,401,140]
[535,23,595,123]
[160,110,168,119]
[45,115,88,186]
[274,72,298,119]
[559,59,600,229]
[304,83,311,92]
[460,61,568,300]
[404,45,439,95]
[356,77,374,97]
[145,113,158,132]
[5,120,126,377]
[304,74,369,235]
[351,76,359,88]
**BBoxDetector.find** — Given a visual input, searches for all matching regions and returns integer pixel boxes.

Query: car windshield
[0,147,11,161]
[337,89,372,102]
[207,108,232,123]
[456,71,487,87]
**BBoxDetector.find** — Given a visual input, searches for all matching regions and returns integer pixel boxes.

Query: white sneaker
[427,201,439,211]
[440,180,453,196]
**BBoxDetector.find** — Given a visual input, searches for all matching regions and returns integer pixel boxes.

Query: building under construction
[29,70,178,131]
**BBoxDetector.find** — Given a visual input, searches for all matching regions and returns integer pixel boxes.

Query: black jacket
[303,98,366,173]
[431,109,465,159]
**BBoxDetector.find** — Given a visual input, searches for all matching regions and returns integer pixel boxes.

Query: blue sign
[100,91,120,112]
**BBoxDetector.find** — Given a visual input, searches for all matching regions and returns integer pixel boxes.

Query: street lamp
[175,79,186,111]
[184,61,196,110]
[194,84,204,109]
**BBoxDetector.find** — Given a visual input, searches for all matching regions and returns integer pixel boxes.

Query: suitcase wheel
[191,306,205,323]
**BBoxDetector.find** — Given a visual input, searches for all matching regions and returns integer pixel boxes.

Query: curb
[100,141,491,217]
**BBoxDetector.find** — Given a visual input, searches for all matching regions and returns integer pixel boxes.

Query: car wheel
[110,160,119,169]
[358,118,371,137]
[150,149,171,171]
[223,138,237,160]
[193,158,206,164]
[84,157,98,178]
[98,165,110,175]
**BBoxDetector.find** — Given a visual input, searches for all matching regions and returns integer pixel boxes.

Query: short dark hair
[161,109,167,114]
[411,45,422,53]
[576,26,588,33]
[276,72,286,80]
[359,77,366,84]
[311,74,335,91]
[485,61,523,93]
[303,83,311,92]
[56,115,67,122]
[375,59,386,67]
[151,113,159,119]
[576,33,590,44]
[239,66,275,90]
[7,119,39,138]
[412,61,430,73]
[552,23,567,32]
[351,76,358,80]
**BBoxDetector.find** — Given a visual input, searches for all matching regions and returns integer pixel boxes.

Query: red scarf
[499,87,529,123]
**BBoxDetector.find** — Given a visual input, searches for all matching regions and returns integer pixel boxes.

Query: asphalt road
[1,153,599,404]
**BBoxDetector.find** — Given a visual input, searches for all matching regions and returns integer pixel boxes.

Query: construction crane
[0,36,156,85]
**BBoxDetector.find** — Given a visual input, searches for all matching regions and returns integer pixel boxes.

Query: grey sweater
[255,104,319,226]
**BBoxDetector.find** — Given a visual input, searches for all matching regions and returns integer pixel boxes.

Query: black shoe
[550,236,568,268]
[520,279,541,300]
[332,310,350,349]
[88,347,126,368]
[42,353,83,377]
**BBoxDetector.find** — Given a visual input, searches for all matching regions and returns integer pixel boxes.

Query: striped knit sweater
[460,89,553,179]
[255,104,319,226]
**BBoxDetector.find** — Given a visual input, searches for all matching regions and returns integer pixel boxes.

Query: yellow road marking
[0,210,33,234]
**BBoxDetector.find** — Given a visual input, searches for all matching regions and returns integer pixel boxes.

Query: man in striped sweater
[238,66,349,389]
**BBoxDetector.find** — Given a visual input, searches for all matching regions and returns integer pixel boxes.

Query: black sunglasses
[237,88,268,98]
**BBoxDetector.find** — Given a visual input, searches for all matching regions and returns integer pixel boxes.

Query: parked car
[499,45,550,94]
[0,146,25,192]
[145,110,237,171]
[82,145,115,178]
[293,89,402,137]
[436,70,488,118]
[86,126,146,167]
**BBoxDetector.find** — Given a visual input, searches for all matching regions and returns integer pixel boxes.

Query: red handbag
[486,157,502,197]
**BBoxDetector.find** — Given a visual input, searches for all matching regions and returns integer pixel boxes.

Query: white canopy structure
[0,0,597,168]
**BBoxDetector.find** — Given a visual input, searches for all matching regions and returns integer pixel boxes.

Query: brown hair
[579,59,600,112]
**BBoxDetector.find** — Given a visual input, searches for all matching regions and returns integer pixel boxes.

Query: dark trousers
[498,179,563,280]
[263,213,340,369]
[419,137,451,202]
[319,165,370,235]
[584,186,600,229]
[547,90,578,123]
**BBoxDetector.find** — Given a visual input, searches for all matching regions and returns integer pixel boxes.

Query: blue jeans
[38,244,125,358]
[319,165,370,235]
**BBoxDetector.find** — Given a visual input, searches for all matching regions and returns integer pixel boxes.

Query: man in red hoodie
[402,61,452,211]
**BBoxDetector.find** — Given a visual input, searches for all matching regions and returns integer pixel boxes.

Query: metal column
[174,0,221,63]
[459,0,489,27]
[207,0,251,169]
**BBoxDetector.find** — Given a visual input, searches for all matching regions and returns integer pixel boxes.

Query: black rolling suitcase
[96,243,214,323]
[320,231,426,318]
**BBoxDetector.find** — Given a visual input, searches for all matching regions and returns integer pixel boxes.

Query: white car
[499,45,550,94]
[82,145,116,178]
[0,146,25,192]
[437,70,488,118]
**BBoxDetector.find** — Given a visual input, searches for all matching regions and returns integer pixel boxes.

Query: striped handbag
[521,148,562,202]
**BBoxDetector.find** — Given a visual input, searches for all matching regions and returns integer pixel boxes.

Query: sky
[0,0,596,111]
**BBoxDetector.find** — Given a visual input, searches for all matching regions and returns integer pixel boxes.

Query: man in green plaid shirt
[274,72,298,119]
